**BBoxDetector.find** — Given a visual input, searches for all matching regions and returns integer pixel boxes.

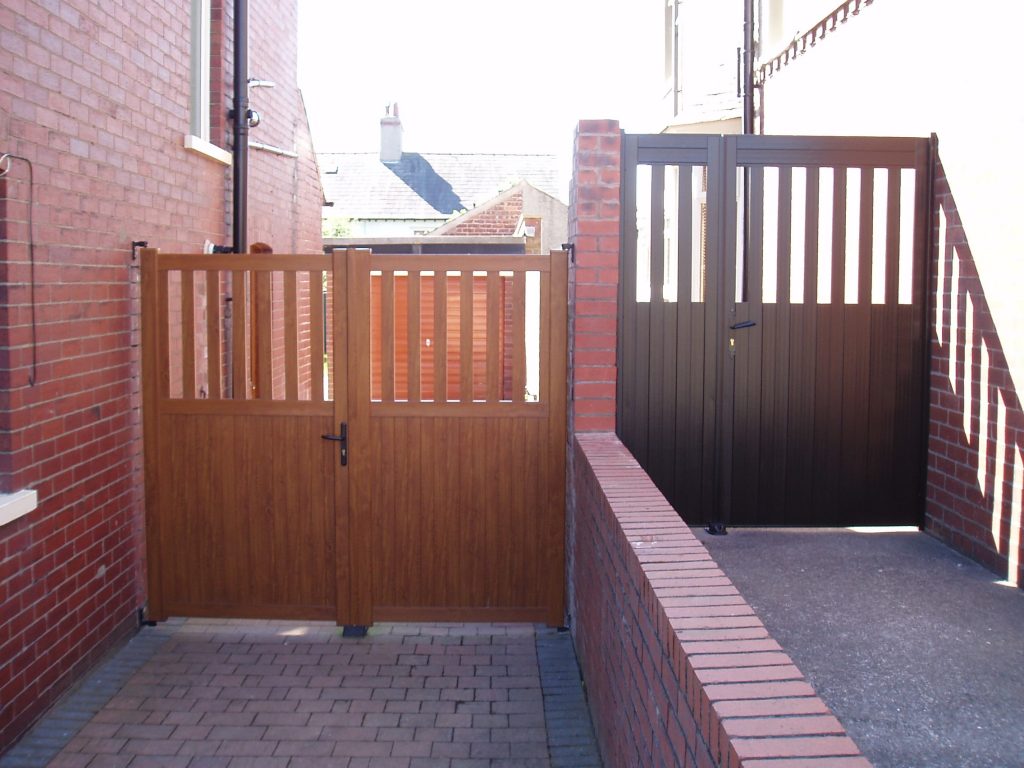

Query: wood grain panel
[157,412,335,617]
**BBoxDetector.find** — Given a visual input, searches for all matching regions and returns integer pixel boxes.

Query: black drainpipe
[231,0,249,254]
[742,0,755,134]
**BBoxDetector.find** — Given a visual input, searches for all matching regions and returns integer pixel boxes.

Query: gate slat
[460,271,473,403]
[433,271,447,403]
[182,269,195,400]
[733,165,764,522]
[512,271,526,403]
[486,272,500,402]
[157,269,170,399]
[206,270,221,400]
[540,270,550,405]
[310,270,324,402]
[232,270,246,399]
[284,270,298,401]
[255,270,272,399]
[647,165,669,489]
[382,270,395,404]
[408,271,421,403]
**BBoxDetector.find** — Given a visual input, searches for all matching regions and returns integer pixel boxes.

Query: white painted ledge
[0,489,38,528]
[184,134,232,166]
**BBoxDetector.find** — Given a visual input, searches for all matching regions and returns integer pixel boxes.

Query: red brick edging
[569,432,870,768]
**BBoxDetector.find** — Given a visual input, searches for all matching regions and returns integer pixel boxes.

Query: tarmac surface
[697,526,1024,768]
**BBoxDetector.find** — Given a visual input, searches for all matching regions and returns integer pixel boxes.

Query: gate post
[568,120,622,435]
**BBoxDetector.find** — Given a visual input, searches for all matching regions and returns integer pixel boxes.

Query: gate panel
[347,249,567,625]
[142,250,342,620]
[619,134,931,527]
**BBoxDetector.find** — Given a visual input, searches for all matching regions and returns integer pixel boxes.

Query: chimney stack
[380,102,402,163]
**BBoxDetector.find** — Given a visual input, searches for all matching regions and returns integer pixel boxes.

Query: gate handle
[730,320,757,330]
[321,422,347,466]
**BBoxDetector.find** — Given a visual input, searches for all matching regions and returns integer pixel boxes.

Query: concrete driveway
[697,527,1024,768]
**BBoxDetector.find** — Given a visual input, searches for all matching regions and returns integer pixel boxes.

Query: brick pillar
[568,120,621,435]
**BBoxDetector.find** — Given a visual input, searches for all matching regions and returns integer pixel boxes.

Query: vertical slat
[284,270,298,400]
[732,164,764,522]
[344,248,371,625]
[647,164,668,488]
[717,139,738,524]
[776,166,793,304]
[832,168,847,305]
[232,270,246,398]
[804,168,820,307]
[157,269,170,399]
[407,271,421,402]
[181,269,195,399]
[885,169,901,307]
[433,270,447,402]
[545,249,568,626]
[486,272,500,402]
[859,167,874,305]
[310,270,324,401]
[205,270,221,399]
[512,271,526,402]
[382,270,395,403]
[255,270,272,398]
[539,270,550,404]
[460,271,473,403]
[140,249,166,620]
[672,163,696,508]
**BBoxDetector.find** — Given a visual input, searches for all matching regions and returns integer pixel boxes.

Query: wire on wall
[0,153,38,386]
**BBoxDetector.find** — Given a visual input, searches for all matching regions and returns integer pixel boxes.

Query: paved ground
[697,527,1024,768]
[1,620,600,768]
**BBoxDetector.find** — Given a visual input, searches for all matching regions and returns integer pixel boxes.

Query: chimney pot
[380,102,402,163]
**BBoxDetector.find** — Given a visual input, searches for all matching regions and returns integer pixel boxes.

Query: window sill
[184,134,232,166]
[0,489,38,528]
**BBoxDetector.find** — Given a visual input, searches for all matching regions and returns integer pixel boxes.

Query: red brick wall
[571,433,868,768]
[925,157,1024,588]
[445,191,523,236]
[568,120,620,434]
[0,0,322,750]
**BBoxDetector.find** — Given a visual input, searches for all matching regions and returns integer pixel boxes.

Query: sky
[297,0,664,160]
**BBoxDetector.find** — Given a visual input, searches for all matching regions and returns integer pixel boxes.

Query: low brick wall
[569,433,869,767]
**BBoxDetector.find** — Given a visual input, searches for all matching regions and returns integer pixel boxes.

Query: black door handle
[729,320,757,330]
[321,422,347,466]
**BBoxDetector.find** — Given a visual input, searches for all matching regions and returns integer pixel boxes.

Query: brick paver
[1,620,601,768]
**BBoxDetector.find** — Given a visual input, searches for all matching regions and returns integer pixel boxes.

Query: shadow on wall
[928,156,1024,588]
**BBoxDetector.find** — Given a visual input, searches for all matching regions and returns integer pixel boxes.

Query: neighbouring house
[318,106,568,240]
[0,0,323,751]
[653,0,1023,586]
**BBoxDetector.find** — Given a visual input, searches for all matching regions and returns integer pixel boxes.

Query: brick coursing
[0,0,322,750]
[570,433,869,768]
[568,120,620,435]
[445,191,523,236]
[925,158,1024,588]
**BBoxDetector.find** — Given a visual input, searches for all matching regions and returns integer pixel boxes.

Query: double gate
[142,248,566,625]
[619,134,931,526]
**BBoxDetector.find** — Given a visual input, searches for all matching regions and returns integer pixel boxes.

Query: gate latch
[321,422,347,466]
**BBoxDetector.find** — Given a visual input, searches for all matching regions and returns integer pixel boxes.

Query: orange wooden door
[344,249,567,626]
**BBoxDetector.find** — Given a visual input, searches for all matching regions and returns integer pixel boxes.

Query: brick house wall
[0,0,322,750]
[755,0,1024,586]
[444,191,524,236]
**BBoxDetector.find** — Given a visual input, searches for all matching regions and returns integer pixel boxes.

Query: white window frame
[185,0,231,165]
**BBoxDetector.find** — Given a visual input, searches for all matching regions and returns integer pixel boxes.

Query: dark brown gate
[619,134,931,526]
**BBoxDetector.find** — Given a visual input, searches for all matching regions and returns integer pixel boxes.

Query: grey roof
[318,152,567,220]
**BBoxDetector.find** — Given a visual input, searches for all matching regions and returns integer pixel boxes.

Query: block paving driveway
[1,619,600,768]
